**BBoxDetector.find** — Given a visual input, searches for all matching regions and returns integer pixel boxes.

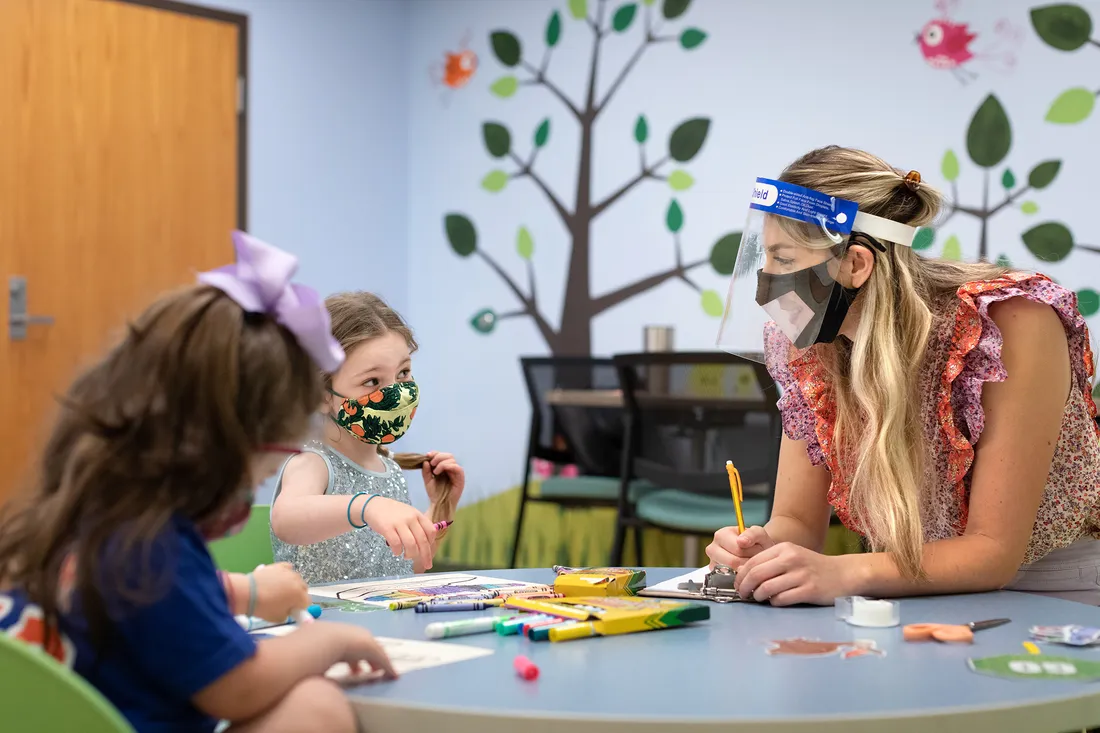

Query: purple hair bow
[197,231,345,373]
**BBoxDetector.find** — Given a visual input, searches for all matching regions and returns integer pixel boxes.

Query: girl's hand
[325,623,398,681]
[422,451,464,514]
[733,542,856,606]
[361,497,437,570]
[705,525,775,570]
[250,563,310,622]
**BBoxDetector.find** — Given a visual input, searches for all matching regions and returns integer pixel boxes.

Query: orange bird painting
[430,31,478,104]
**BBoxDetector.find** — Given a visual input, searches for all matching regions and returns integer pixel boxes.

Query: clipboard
[638,565,749,603]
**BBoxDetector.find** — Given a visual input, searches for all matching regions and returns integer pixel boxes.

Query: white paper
[644,566,710,593]
[252,625,492,682]
[309,572,551,607]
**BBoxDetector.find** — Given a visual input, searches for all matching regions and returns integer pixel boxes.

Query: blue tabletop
[317,568,1100,733]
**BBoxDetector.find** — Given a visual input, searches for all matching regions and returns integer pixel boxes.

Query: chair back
[613,352,781,504]
[0,632,134,733]
[519,356,624,477]
[208,504,275,572]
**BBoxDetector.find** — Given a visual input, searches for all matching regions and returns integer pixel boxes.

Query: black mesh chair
[610,352,782,565]
[511,357,652,568]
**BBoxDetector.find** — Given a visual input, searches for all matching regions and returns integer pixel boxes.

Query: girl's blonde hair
[779,146,1009,580]
[324,293,456,533]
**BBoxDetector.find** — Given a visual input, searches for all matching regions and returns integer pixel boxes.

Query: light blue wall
[197,0,411,315]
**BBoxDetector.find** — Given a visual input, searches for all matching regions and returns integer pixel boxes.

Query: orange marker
[725,460,745,533]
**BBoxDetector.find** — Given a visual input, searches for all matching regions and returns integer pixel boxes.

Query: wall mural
[441,0,740,355]
[428,30,479,105]
[915,0,1021,85]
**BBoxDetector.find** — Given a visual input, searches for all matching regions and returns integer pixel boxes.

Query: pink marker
[433,519,454,532]
[514,654,539,681]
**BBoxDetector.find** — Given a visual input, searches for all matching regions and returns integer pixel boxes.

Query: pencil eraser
[514,654,539,681]
[307,604,322,619]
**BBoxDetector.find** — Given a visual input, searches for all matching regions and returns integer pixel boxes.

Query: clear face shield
[716,177,918,364]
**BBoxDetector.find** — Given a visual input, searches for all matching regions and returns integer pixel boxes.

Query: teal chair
[0,631,134,732]
[208,504,275,572]
[610,352,781,565]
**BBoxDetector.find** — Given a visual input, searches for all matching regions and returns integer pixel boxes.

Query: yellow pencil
[725,460,745,533]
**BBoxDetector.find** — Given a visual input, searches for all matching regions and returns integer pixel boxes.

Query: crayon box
[552,566,647,597]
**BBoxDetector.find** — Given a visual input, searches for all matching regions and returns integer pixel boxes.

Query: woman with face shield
[709,146,1100,606]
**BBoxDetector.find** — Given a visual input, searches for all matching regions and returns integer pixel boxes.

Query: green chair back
[0,631,133,733]
[208,504,275,573]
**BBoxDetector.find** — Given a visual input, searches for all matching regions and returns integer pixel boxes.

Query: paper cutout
[765,638,884,659]
[968,654,1100,681]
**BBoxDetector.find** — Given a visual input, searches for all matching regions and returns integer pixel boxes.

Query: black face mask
[755,260,860,349]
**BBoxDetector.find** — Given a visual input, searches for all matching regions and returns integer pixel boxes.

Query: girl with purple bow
[270,291,465,584]
[0,232,394,733]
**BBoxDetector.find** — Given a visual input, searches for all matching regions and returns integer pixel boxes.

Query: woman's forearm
[765,513,828,553]
[843,533,1019,598]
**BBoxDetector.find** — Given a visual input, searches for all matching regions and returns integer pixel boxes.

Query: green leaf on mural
[942,235,962,261]
[481,170,509,192]
[490,76,519,98]
[709,232,742,275]
[1077,288,1100,317]
[1030,4,1094,51]
[1046,88,1095,124]
[490,31,522,67]
[668,170,694,191]
[1094,381,1100,400]
[634,114,649,143]
[941,149,960,182]
[666,199,684,233]
[642,0,655,5]
[1001,168,1016,189]
[668,118,711,162]
[701,289,724,317]
[680,28,707,49]
[568,0,588,19]
[482,122,512,158]
[534,118,551,147]
[1023,221,1074,262]
[911,227,936,251]
[546,10,562,46]
[470,308,497,334]
[612,3,638,32]
[444,213,477,257]
[663,0,692,20]
[1028,160,1062,189]
[996,253,1012,268]
[1020,201,1040,215]
[966,95,1012,168]
[516,226,534,260]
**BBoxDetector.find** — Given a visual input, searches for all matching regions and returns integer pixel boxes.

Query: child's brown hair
[0,285,324,642]
[324,292,455,533]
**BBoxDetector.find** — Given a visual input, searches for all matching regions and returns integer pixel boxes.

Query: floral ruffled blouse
[765,273,1100,564]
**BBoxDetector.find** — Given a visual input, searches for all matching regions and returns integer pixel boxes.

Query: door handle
[8,276,55,341]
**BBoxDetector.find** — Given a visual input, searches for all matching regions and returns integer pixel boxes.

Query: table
[327,568,1100,733]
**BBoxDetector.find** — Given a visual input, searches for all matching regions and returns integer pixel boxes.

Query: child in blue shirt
[0,232,396,733]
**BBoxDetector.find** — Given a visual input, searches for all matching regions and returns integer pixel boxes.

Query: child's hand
[422,451,464,513]
[362,497,437,569]
[706,525,776,571]
[328,623,398,680]
[251,563,311,622]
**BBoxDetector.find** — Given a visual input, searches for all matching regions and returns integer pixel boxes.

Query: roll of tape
[835,596,900,628]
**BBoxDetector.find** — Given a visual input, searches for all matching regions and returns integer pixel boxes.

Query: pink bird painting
[916,0,1021,85]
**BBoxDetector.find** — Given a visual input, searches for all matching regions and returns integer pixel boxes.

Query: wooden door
[0,0,245,502]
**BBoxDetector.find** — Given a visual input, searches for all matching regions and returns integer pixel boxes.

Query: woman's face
[760,216,835,275]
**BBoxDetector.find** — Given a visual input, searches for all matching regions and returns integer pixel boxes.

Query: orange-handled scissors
[903,618,1010,644]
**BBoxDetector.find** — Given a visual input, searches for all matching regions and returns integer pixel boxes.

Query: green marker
[424,615,503,639]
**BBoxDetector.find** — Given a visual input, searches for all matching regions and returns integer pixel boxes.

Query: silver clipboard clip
[677,565,742,603]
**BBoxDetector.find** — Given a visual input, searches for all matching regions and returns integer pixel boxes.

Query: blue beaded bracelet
[347,492,369,529]
[360,494,380,527]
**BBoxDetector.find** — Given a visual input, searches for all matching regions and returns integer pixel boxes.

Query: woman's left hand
[734,543,857,606]
[422,451,464,514]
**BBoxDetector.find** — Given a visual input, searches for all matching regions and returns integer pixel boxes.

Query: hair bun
[902,170,922,192]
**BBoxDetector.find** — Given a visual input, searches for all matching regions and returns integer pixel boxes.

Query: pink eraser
[513,654,539,681]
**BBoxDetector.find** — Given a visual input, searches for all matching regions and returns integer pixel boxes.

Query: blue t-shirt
[0,515,256,733]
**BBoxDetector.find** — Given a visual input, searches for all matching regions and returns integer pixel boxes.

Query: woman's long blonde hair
[781,146,1009,580]
[324,293,457,535]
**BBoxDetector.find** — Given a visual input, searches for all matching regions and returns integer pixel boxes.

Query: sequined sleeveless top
[270,441,414,585]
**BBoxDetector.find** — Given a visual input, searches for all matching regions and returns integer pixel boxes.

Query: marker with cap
[424,615,502,639]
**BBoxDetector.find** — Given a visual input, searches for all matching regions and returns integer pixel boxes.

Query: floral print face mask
[330,381,419,444]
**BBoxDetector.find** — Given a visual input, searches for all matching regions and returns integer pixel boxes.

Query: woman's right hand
[706,525,776,570]
[361,496,437,570]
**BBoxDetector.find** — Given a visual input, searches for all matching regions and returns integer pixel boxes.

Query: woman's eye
[774,257,795,267]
